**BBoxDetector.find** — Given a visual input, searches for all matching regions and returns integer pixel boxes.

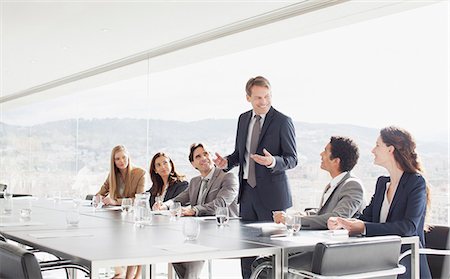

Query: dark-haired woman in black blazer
[147,152,188,209]
[328,126,431,278]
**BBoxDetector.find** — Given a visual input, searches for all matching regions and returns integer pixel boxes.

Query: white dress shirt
[379,181,396,223]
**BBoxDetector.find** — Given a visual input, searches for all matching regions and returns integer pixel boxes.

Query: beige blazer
[97,167,148,203]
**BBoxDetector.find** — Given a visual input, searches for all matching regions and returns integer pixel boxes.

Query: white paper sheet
[150,210,171,216]
[197,216,241,221]
[29,231,94,239]
[244,222,285,229]
[155,243,218,253]
[0,222,45,227]
[95,206,122,211]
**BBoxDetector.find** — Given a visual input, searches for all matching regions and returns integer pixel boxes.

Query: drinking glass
[66,209,80,227]
[19,198,32,219]
[92,195,103,210]
[183,218,200,241]
[215,206,229,226]
[285,214,301,235]
[134,206,152,228]
[121,198,133,213]
[153,196,164,210]
[2,189,13,215]
[169,202,181,221]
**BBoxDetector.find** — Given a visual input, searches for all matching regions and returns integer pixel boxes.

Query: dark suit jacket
[148,180,188,208]
[226,106,297,210]
[360,172,431,278]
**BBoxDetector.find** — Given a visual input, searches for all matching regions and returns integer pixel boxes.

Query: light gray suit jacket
[173,168,239,217]
[301,172,365,230]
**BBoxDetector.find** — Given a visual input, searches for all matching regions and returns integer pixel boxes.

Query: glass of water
[2,189,13,215]
[183,218,200,241]
[285,214,301,235]
[66,209,80,227]
[121,198,133,213]
[215,206,229,226]
[92,195,103,210]
[169,202,181,221]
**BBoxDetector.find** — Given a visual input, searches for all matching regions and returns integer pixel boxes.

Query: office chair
[425,225,450,279]
[398,226,450,279]
[0,235,90,279]
[251,236,405,279]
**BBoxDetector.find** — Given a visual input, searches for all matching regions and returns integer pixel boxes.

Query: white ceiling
[0,0,440,99]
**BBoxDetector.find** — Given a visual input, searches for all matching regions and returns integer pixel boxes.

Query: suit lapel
[200,168,220,204]
[165,185,174,201]
[258,107,275,146]
[386,172,409,221]
[319,172,351,213]
[192,177,202,206]
[240,111,253,162]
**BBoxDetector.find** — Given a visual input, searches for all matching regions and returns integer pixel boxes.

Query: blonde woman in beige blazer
[95,145,148,279]
[96,145,148,206]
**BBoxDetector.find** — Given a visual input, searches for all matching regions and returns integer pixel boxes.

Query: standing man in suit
[273,136,365,229]
[155,143,238,279]
[214,76,297,278]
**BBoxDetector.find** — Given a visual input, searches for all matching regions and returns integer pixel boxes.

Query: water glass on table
[153,196,164,210]
[285,214,301,235]
[20,199,33,220]
[215,206,229,226]
[2,190,13,215]
[134,206,152,228]
[121,198,133,213]
[92,195,103,210]
[65,200,80,227]
[169,202,181,221]
[183,218,200,241]
[66,209,80,227]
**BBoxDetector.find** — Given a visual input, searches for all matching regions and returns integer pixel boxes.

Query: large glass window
[0,2,447,224]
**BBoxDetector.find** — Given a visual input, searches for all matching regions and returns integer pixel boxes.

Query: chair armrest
[419,248,450,256]
[400,247,450,260]
[40,259,90,275]
[288,265,405,279]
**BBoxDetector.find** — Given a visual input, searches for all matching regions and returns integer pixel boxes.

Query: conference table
[0,197,420,279]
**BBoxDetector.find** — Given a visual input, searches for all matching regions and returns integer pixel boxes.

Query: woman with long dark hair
[328,126,431,278]
[148,152,188,209]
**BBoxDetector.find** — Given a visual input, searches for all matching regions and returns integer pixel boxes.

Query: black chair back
[0,241,43,279]
[311,236,402,279]
[426,225,450,279]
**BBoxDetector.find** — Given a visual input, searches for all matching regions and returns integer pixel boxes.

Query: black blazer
[148,180,188,207]
[360,172,431,278]
[226,106,297,210]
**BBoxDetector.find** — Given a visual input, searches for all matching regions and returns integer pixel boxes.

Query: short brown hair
[189,143,205,162]
[245,76,271,96]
